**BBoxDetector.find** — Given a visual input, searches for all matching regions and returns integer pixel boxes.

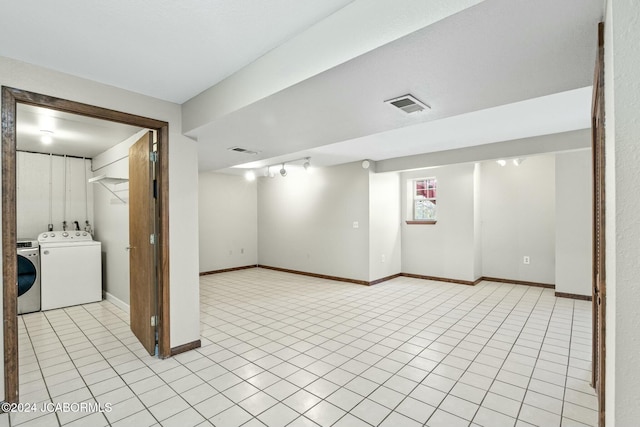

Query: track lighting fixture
[260,157,312,178]
[263,166,276,178]
[496,158,526,167]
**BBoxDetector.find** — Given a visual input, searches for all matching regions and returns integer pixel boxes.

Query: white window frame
[410,177,437,223]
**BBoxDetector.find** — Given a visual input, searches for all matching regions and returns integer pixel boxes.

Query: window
[411,177,437,222]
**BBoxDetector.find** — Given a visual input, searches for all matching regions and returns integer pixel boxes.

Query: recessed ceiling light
[40,129,54,145]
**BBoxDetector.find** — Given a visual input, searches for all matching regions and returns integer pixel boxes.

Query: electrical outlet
[523,256,530,265]
[381,254,386,263]
[353,221,359,229]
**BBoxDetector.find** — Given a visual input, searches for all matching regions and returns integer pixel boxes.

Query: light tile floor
[7,268,597,426]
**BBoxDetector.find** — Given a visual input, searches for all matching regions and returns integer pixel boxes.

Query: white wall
[369,171,401,281]
[401,163,477,282]
[481,155,556,284]
[604,1,617,422]
[555,150,592,296]
[605,0,640,424]
[198,172,258,272]
[92,129,148,309]
[258,162,370,281]
[168,138,200,348]
[473,163,482,279]
[0,56,200,360]
[16,152,93,238]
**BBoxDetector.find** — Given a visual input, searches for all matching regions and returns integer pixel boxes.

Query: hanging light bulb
[303,158,311,172]
[496,159,507,166]
[244,170,256,181]
[280,163,287,177]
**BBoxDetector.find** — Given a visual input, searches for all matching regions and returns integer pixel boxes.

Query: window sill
[405,220,437,225]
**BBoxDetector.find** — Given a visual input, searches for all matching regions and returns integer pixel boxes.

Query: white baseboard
[104,291,130,314]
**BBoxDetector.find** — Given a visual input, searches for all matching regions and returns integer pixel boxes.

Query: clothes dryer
[17,238,40,314]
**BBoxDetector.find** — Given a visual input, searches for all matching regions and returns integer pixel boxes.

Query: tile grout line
[558,300,574,427]
[199,275,475,425]
[15,314,61,427]
[211,279,462,424]
[56,304,162,426]
[196,277,463,423]
[17,269,595,427]
[72,302,220,426]
[355,282,521,427]
[418,284,545,426]
[465,286,550,425]
[514,296,562,424]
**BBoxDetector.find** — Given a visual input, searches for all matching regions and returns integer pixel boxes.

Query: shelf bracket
[89,175,128,204]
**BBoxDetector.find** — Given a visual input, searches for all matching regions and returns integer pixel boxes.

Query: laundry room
[16,103,146,316]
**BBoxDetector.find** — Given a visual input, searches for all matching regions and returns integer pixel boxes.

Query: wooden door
[129,131,157,355]
[591,22,606,427]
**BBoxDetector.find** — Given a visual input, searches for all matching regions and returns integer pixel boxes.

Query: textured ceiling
[1,0,604,172]
[0,0,354,103]
[195,0,603,172]
[16,104,142,158]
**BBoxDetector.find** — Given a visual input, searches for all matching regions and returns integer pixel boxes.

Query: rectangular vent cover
[228,147,259,155]
[385,94,430,114]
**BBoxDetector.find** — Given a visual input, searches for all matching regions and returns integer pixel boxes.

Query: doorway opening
[1,87,171,403]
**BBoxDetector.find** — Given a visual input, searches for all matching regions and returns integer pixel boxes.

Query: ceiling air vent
[228,146,259,155]
[384,94,430,114]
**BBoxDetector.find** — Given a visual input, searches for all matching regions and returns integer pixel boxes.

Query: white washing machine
[38,231,102,310]
[17,238,40,314]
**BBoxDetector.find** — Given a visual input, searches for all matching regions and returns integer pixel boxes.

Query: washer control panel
[38,231,93,243]
[17,238,39,249]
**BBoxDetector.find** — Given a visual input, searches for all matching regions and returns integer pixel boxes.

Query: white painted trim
[104,292,130,314]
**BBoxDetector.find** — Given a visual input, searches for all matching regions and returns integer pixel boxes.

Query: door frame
[591,23,606,427]
[1,87,171,403]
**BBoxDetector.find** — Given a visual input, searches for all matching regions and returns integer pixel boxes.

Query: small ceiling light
[496,159,507,167]
[303,158,311,172]
[40,129,54,145]
[513,158,525,166]
[245,170,256,181]
[280,163,287,177]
